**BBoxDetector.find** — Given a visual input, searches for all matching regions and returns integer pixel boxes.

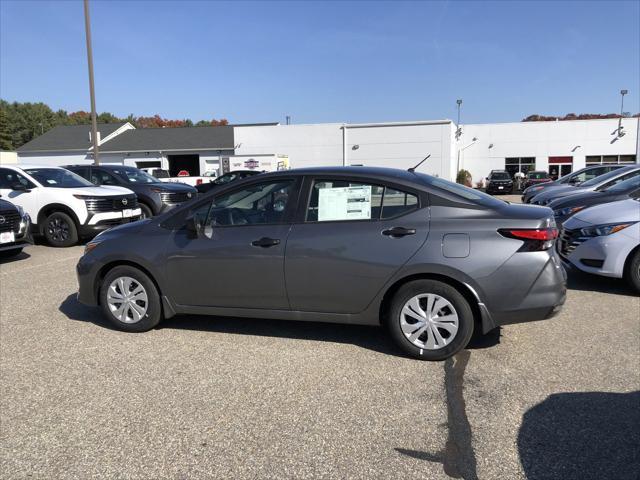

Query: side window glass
[93,170,119,186]
[307,181,383,222]
[381,188,418,219]
[207,180,293,226]
[0,169,35,189]
[72,167,90,179]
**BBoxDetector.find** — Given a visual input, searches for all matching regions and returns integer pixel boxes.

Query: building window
[585,154,637,165]
[505,157,535,179]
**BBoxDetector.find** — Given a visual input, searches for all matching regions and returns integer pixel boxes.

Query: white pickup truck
[140,168,217,187]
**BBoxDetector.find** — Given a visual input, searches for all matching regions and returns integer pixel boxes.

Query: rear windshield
[416,173,505,207]
[25,168,93,188]
[490,172,511,180]
[581,167,634,187]
[527,171,548,179]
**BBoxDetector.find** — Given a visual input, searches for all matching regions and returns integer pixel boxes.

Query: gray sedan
[76,167,566,360]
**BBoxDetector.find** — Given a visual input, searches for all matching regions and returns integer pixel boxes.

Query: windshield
[581,168,633,187]
[604,175,640,193]
[112,167,160,184]
[25,168,94,188]
[490,172,511,180]
[527,171,548,179]
[417,174,505,207]
[214,172,240,185]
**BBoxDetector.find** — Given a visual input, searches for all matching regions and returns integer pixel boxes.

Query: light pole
[456,137,478,173]
[456,99,463,141]
[83,0,100,165]
[617,89,628,138]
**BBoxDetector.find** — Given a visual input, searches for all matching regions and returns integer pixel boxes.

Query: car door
[285,177,429,314]
[0,168,39,220]
[164,177,301,309]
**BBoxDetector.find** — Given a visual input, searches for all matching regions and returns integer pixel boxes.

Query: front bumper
[0,216,34,252]
[80,209,143,237]
[558,232,634,278]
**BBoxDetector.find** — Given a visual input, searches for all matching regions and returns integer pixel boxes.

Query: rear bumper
[478,251,567,331]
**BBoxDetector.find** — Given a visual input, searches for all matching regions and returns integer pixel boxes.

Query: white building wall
[17,152,92,166]
[460,118,639,184]
[234,124,344,168]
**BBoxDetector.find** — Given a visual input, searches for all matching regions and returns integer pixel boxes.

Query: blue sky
[1,1,638,124]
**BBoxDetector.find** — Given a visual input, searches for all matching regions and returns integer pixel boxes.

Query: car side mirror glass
[185,214,202,239]
[11,183,27,192]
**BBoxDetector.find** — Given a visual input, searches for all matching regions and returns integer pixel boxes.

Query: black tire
[626,249,640,293]
[0,248,23,259]
[386,279,475,361]
[43,211,78,247]
[139,203,153,219]
[99,265,162,332]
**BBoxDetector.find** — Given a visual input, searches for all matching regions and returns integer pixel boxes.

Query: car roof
[3,164,67,170]
[264,166,429,182]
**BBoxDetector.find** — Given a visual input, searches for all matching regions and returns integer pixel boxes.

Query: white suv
[0,165,142,247]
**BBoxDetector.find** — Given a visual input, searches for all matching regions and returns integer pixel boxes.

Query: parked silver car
[558,198,640,291]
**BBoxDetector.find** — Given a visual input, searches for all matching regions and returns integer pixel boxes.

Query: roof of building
[17,123,127,152]
[100,125,235,152]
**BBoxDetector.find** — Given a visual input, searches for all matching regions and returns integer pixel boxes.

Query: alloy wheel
[399,294,459,350]
[47,217,70,242]
[106,276,148,323]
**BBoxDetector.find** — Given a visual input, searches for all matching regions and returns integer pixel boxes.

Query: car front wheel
[626,249,640,293]
[44,211,78,247]
[139,203,153,219]
[386,279,474,361]
[100,265,162,332]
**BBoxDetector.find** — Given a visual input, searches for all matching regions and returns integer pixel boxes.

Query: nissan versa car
[77,167,566,361]
[65,164,197,218]
[522,164,624,203]
[558,198,640,292]
[530,165,640,206]
[550,176,640,225]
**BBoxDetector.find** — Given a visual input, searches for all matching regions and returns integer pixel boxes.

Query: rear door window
[306,180,418,222]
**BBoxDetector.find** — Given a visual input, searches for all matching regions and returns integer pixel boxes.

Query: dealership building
[14,116,639,183]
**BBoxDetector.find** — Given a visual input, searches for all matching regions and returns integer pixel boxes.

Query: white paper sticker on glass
[318,185,372,221]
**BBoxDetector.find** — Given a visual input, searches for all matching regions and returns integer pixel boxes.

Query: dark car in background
[549,175,640,225]
[523,171,553,190]
[531,165,640,206]
[0,198,33,259]
[522,164,624,203]
[485,170,514,194]
[77,166,566,361]
[195,170,262,194]
[65,165,197,218]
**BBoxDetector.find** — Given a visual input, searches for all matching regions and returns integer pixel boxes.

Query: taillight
[498,228,558,251]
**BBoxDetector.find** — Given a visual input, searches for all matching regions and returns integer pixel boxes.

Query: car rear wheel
[100,266,162,332]
[386,279,474,361]
[44,211,78,247]
[626,250,640,293]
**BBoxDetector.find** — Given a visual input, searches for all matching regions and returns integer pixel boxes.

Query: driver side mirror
[11,182,28,192]
[185,214,202,239]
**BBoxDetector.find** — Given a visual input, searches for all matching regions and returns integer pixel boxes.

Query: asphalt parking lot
[1,194,639,480]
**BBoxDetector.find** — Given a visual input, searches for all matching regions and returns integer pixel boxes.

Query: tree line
[0,99,228,151]
[522,112,639,122]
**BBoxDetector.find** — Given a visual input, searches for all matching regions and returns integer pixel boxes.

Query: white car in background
[557,198,640,291]
[0,165,141,247]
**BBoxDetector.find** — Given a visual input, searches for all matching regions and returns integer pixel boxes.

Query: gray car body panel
[77,167,566,334]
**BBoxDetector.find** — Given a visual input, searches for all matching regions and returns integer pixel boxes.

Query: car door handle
[382,227,416,238]
[251,237,281,248]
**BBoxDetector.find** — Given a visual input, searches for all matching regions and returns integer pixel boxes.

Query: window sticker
[318,185,372,221]
[46,179,57,184]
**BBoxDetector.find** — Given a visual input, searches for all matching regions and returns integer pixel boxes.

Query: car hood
[64,185,135,196]
[0,198,19,211]
[548,190,604,209]
[532,185,586,203]
[149,182,197,193]
[93,218,152,242]
[566,199,640,228]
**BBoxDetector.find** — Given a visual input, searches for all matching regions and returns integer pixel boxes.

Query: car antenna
[408,154,431,173]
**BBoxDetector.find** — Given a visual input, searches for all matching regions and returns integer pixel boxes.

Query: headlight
[580,222,636,237]
[84,240,102,255]
[150,188,165,193]
[554,206,585,217]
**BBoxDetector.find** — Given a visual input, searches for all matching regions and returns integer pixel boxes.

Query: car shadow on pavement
[59,294,502,358]
[518,390,640,480]
[566,269,637,297]
[0,251,31,264]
